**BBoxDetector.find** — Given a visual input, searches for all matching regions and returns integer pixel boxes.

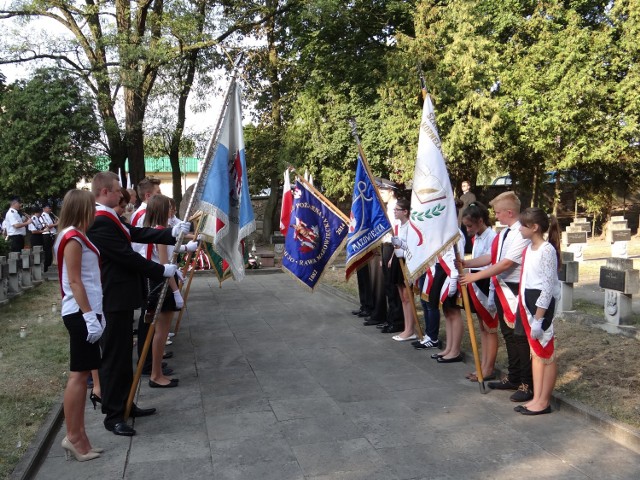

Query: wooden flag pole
[454,245,486,393]
[349,119,424,340]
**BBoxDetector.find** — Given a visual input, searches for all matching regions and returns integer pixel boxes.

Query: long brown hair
[58,190,96,233]
[144,194,171,228]
[520,207,562,268]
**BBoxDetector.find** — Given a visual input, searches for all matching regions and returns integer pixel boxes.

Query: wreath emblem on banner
[411,204,445,221]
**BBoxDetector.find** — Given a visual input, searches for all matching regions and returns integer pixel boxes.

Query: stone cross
[599,257,639,325]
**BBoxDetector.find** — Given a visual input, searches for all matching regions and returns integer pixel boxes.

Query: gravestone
[558,251,579,312]
[31,246,44,284]
[599,258,640,325]
[7,252,22,297]
[0,257,8,305]
[562,228,587,262]
[271,233,285,255]
[606,216,631,259]
[20,249,33,289]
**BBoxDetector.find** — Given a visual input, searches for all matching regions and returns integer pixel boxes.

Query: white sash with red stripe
[56,227,100,298]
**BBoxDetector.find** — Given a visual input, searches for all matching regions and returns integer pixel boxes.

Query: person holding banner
[459,192,533,403]
[389,198,418,342]
[514,208,561,415]
[460,202,497,380]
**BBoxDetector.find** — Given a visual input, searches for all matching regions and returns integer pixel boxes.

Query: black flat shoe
[106,422,136,436]
[520,405,552,416]
[163,351,174,359]
[513,405,526,413]
[430,353,444,359]
[351,309,363,315]
[130,405,157,417]
[437,354,463,363]
[149,379,179,388]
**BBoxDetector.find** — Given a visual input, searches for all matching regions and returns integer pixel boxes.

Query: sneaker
[415,339,441,349]
[488,378,519,390]
[510,383,534,402]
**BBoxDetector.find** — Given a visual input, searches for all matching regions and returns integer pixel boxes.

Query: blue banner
[345,154,393,279]
[282,180,348,290]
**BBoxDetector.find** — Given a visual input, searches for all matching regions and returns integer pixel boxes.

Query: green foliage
[0,69,100,203]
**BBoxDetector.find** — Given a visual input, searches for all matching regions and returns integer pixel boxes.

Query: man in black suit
[88,172,189,436]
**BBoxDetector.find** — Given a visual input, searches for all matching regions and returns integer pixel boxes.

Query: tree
[0,69,100,202]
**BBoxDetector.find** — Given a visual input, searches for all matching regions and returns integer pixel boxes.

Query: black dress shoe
[437,354,464,363]
[351,309,363,315]
[130,405,157,417]
[520,405,551,416]
[381,325,403,334]
[149,379,179,388]
[357,310,371,318]
[106,422,136,436]
[362,319,379,326]
[376,323,389,329]
[488,378,519,390]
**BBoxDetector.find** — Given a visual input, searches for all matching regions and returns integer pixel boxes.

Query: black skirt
[389,255,405,286]
[63,311,101,372]
[146,277,180,312]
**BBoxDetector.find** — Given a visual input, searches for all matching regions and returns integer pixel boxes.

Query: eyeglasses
[393,208,407,212]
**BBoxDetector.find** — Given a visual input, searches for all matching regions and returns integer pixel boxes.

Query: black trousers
[42,234,53,270]
[355,263,374,314]
[9,235,24,252]
[30,233,44,247]
[368,250,387,323]
[382,243,403,328]
[496,282,532,386]
[99,310,135,427]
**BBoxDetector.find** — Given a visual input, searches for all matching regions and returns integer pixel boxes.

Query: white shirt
[29,215,45,233]
[5,208,26,236]
[131,202,148,257]
[394,221,409,258]
[472,227,497,269]
[522,242,561,309]
[55,227,103,316]
[41,211,57,235]
[497,220,530,283]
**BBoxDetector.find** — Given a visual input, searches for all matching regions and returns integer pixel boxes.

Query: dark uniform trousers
[382,243,403,328]
[355,263,374,314]
[42,233,54,270]
[496,281,532,387]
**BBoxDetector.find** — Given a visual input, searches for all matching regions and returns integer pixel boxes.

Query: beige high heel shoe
[61,436,101,462]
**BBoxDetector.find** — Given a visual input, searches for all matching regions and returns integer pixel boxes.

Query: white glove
[184,240,199,252]
[391,236,407,249]
[163,264,178,277]
[171,221,191,237]
[530,318,544,340]
[173,290,184,309]
[448,280,458,297]
[83,311,104,344]
[175,269,185,283]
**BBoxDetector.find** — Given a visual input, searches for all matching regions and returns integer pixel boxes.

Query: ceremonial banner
[282,180,348,290]
[405,94,460,280]
[345,154,392,279]
[195,80,255,281]
[279,169,293,236]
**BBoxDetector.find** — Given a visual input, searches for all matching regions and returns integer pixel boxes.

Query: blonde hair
[58,190,96,232]
[92,171,119,196]
[489,191,521,212]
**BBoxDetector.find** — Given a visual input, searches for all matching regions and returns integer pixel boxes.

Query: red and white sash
[131,208,146,227]
[490,234,518,328]
[56,227,100,298]
[96,205,131,241]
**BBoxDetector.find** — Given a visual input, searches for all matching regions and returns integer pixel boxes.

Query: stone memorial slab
[611,230,631,242]
[271,234,285,244]
[563,231,587,244]
[559,261,579,284]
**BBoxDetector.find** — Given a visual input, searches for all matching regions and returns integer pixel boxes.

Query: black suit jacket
[88,216,176,312]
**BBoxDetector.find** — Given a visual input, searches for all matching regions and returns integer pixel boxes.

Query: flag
[282,180,348,290]
[344,154,393,279]
[195,80,255,281]
[404,94,460,280]
[279,168,293,236]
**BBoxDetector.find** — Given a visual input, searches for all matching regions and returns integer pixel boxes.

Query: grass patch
[0,282,68,480]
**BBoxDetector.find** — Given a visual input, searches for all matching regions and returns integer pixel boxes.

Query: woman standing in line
[55,189,104,461]
[515,207,561,415]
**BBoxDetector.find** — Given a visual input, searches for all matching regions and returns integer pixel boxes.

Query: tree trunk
[262,174,281,243]
[125,88,147,186]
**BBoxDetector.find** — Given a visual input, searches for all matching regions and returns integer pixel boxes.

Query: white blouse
[394,221,409,258]
[472,227,497,268]
[55,227,103,316]
[522,242,561,309]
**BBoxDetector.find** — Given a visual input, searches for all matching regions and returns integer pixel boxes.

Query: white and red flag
[279,168,293,236]
[405,94,460,280]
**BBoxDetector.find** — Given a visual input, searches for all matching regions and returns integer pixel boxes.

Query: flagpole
[348,119,424,340]
[125,55,246,419]
[419,76,485,393]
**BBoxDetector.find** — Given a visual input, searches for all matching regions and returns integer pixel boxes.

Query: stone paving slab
[31,272,640,479]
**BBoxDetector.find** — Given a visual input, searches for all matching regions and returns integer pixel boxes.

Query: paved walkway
[33,272,640,479]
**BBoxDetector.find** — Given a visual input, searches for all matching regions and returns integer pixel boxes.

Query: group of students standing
[53,172,195,462]
[355,188,562,416]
